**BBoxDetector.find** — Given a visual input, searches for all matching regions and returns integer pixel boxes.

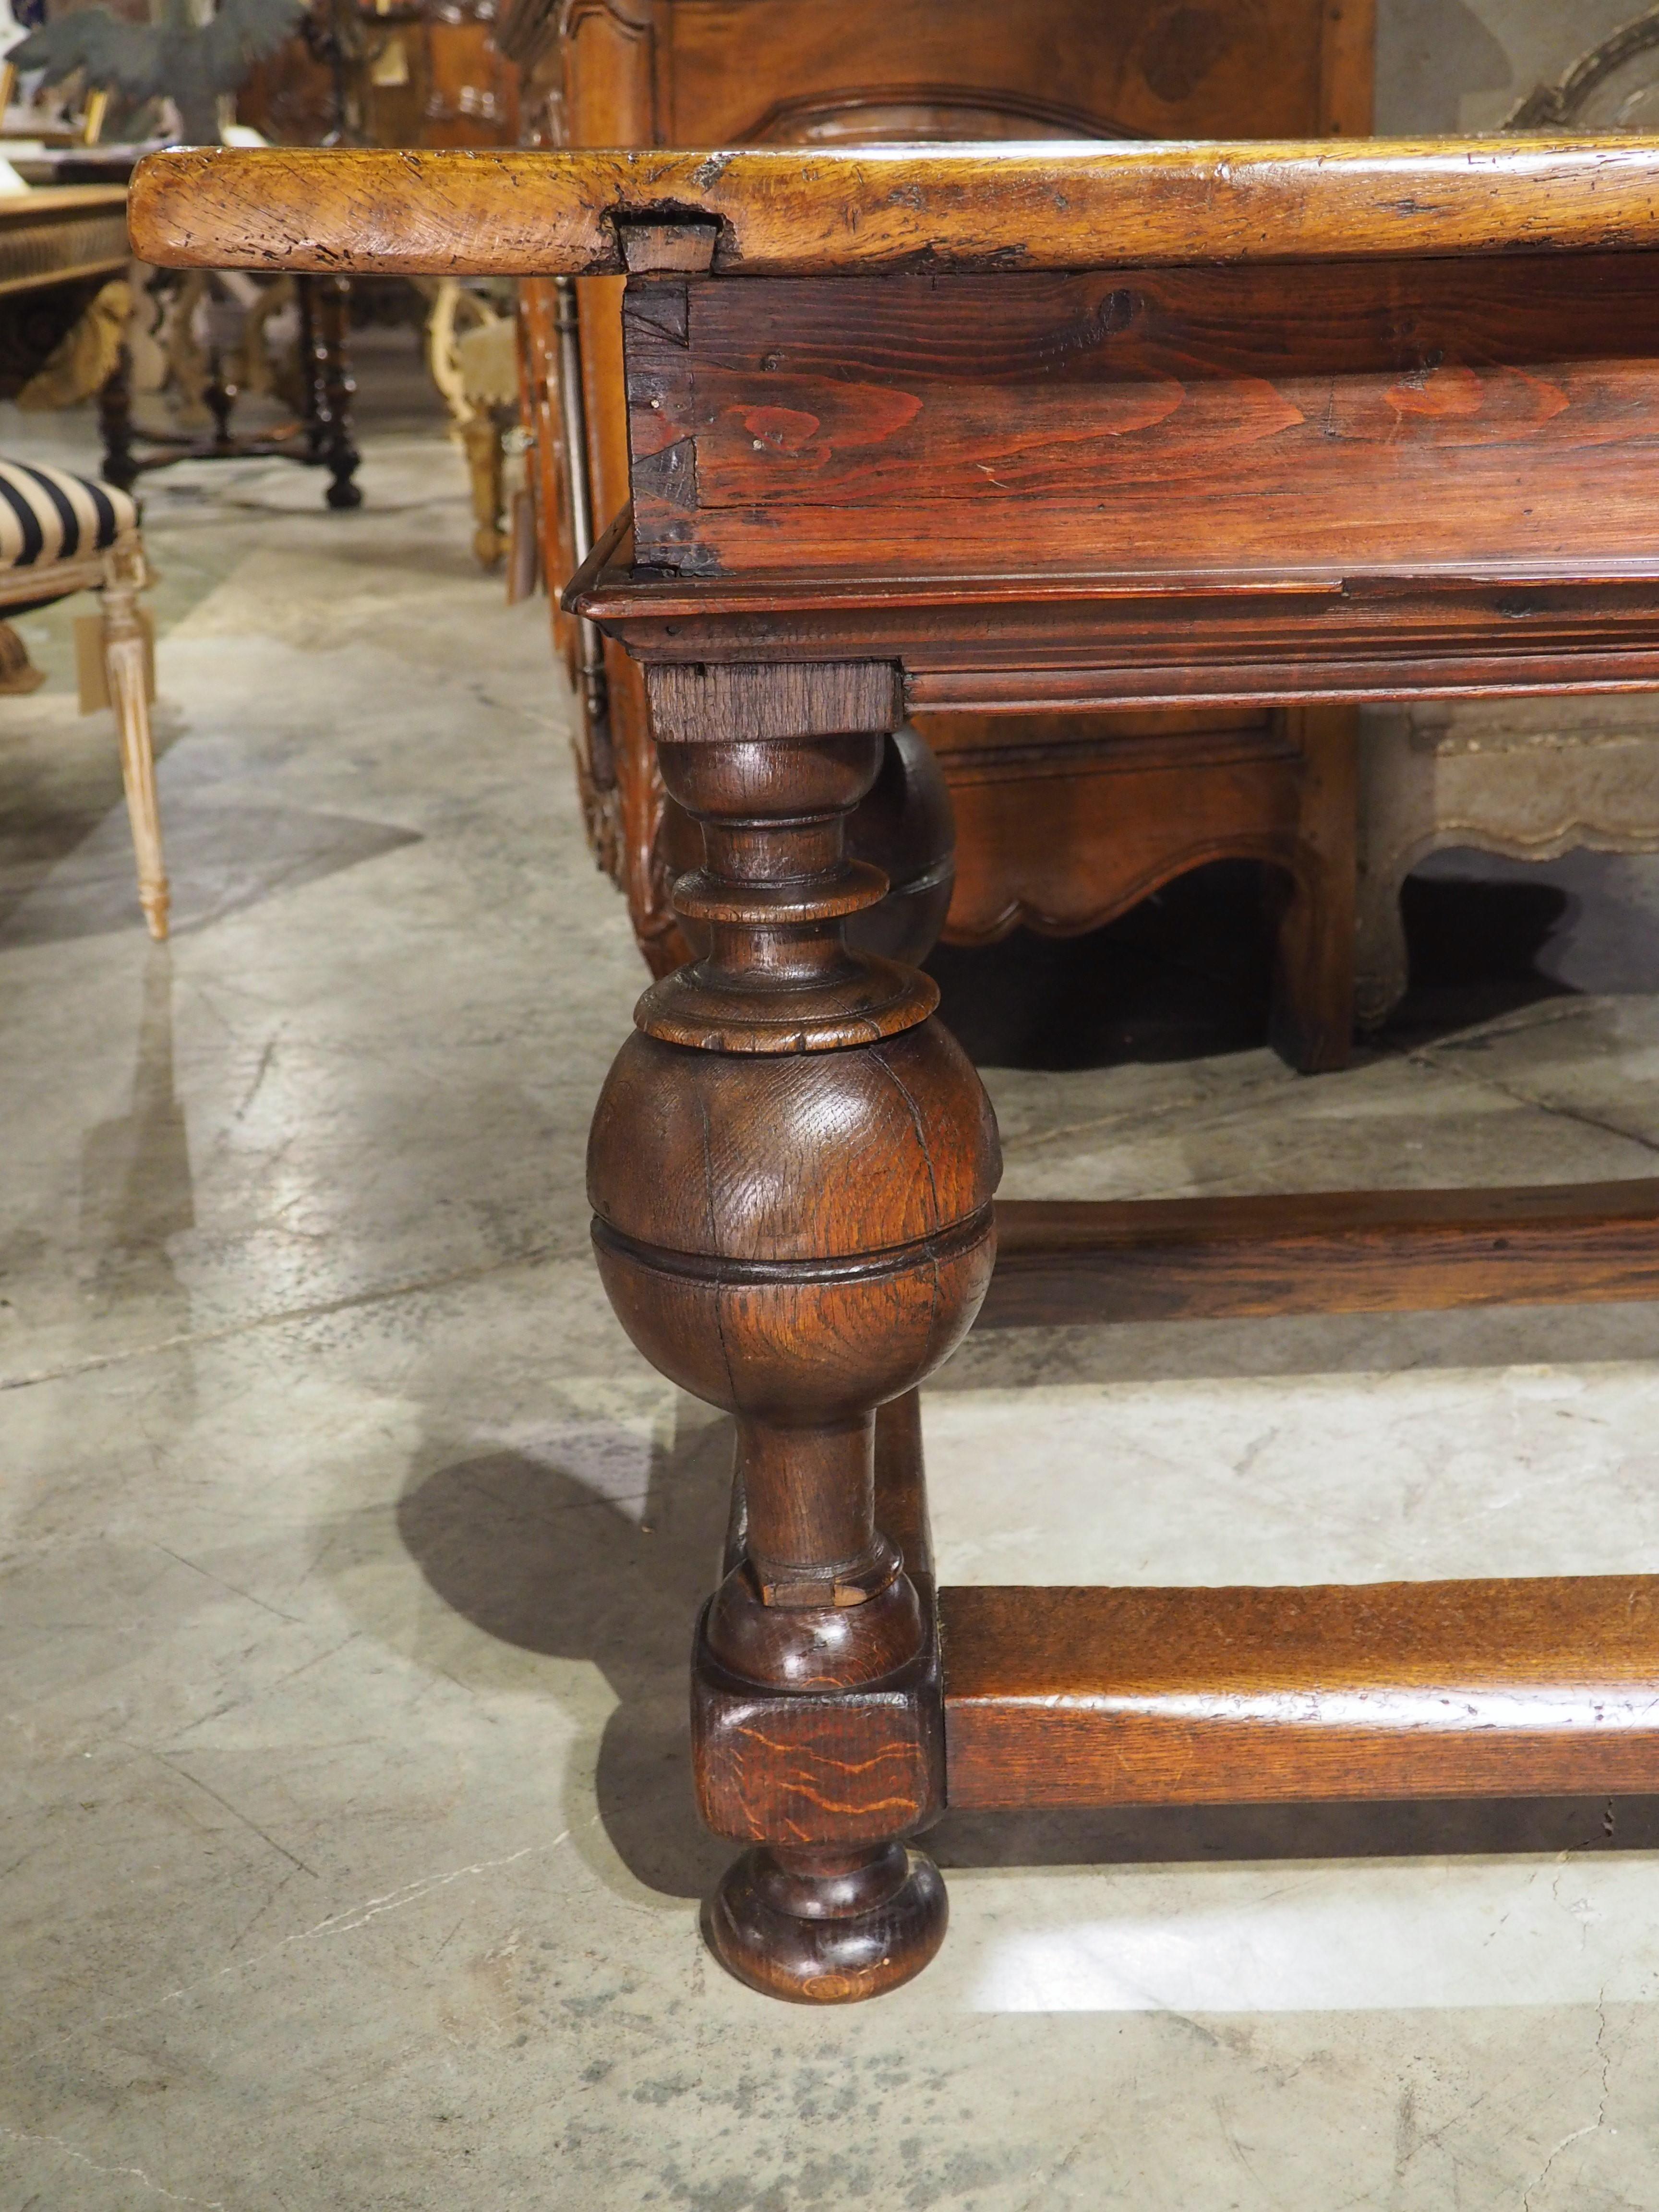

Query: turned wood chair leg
[586,664,999,2001]
[460,411,505,568]
[302,274,362,512]
[98,334,139,494]
[101,533,168,941]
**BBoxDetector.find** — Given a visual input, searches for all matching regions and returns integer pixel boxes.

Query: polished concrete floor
[7,356,1659,2210]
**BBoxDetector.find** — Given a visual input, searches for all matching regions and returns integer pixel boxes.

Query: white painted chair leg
[101,530,168,940]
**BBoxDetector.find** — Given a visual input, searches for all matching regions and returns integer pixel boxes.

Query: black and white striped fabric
[0,460,135,571]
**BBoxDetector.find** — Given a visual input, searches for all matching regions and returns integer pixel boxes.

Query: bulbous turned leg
[586,662,1000,2002]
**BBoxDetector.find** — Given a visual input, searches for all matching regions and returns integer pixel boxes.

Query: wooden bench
[132,137,1659,2004]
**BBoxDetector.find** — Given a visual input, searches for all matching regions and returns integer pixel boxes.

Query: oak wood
[581,664,995,1998]
[703,1395,938,1843]
[574,557,1659,712]
[508,0,1370,1032]
[941,1579,1659,1806]
[654,0,1364,145]
[692,1599,944,1846]
[704,1842,948,2003]
[625,256,1659,580]
[130,139,1659,279]
[647,657,902,746]
[980,1182,1659,1326]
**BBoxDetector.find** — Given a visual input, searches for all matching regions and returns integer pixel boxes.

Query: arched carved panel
[744,85,1138,146]
[1507,8,1659,133]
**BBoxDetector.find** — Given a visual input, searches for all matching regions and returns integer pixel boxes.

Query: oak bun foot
[703,1841,947,2005]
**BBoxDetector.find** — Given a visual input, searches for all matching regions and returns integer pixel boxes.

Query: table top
[131,137,1659,278]
[128,137,1659,714]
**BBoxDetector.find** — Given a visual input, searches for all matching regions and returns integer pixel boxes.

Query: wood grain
[980,1183,1659,1326]
[582,666,994,1996]
[942,1579,1659,1806]
[693,1602,944,1846]
[646,656,902,746]
[515,0,1373,1022]
[666,0,1344,146]
[625,256,1659,578]
[129,138,1659,280]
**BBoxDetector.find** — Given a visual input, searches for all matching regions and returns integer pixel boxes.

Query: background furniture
[1354,7,1659,1026]
[0,183,129,403]
[424,275,520,566]
[102,266,361,509]
[0,456,166,938]
[0,164,359,506]
[0,57,111,148]
[499,0,1372,1070]
[1357,696,1659,1026]
[239,0,519,151]
[138,136,1659,2008]
[228,0,529,513]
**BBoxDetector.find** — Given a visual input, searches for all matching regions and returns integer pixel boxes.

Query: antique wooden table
[134,139,1659,2005]
[0,184,129,398]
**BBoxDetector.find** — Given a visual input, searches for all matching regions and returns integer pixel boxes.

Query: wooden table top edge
[570,554,1659,621]
[129,135,1659,276]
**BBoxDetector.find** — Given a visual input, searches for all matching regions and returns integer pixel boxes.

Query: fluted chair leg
[101,532,168,941]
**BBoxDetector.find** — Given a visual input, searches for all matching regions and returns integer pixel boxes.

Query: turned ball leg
[587,663,999,2002]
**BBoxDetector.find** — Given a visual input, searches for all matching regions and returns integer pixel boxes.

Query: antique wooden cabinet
[500,0,1374,1067]
[240,0,520,151]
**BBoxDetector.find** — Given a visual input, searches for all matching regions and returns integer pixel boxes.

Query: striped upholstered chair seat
[0,455,165,938]
[0,458,136,577]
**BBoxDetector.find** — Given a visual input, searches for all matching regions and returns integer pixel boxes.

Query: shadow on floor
[1381,870,1576,1046]
[397,1424,734,1900]
[926,860,1574,1071]
[0,791,421,946]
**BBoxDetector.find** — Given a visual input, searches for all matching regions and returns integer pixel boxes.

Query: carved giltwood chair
[501,0,1373,1070]
[0,459,166,938]
[134,137,1659,2004]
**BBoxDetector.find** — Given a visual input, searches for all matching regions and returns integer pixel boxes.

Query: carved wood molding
[0,550,109,611]
[741,83,1139,147]
[948,830,1319,947]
